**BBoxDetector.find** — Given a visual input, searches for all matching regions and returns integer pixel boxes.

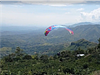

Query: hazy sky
[1,0,100,27]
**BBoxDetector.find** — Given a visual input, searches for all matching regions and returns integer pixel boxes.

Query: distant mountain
[0,23,100,56]
[0,26,45,32]
[0,26,46,35]
[72,25,100,42]
[46,24,100,43]
[68,22,99,27]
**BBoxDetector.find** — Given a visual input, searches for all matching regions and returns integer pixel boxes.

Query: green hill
[0,24,100,56]
[72,25,100,42]
[49,24,100,43]
[67,39,97,50]
[0,38,97,58]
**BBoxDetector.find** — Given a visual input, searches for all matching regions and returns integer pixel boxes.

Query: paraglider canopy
[44,25,74,36]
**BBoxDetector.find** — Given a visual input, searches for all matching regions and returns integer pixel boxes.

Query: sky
[0,0,100,27]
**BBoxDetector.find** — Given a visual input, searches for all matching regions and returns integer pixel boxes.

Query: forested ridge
[0,38,97,58]
[1,24,100,56]
[0,38,100,75]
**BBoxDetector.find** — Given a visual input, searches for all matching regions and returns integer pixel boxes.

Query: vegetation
[1,25,100,57]
[0,38,100,75]
[67,39,97,50]
[0,38,97,58]
[0,24,100,74]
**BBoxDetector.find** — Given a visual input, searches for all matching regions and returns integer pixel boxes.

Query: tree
[15,47,24,56]
[14,47,25,61]
[23,55,32,60]
[40,55,49,63]
[98,38,100,48]
[34,53,39,60]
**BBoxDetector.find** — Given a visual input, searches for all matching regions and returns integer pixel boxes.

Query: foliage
[68,39,97,50]
[0,24,100,57]
[0,38,100,75]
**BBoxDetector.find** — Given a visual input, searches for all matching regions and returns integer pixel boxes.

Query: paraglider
[44,25,74,36]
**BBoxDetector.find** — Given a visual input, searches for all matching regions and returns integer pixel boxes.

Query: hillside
[72,25,100,42]
[69,22,94,27]
[0,38,97,58]
[0,24,100,57]
[67,39,97,50]
[49,24,100,43]
[0,23,100,74]
[0,38,100,75]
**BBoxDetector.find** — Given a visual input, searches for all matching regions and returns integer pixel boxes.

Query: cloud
[46,4,67,7]
[77,8,84,11]
[1,4,82,26]
[0,0,85,5]
[80,8,100,22]
[1,0,100,5]
[65,12,70,14]
[1,2,100,27]
[0,4,2,7]
[0,4,2,24]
